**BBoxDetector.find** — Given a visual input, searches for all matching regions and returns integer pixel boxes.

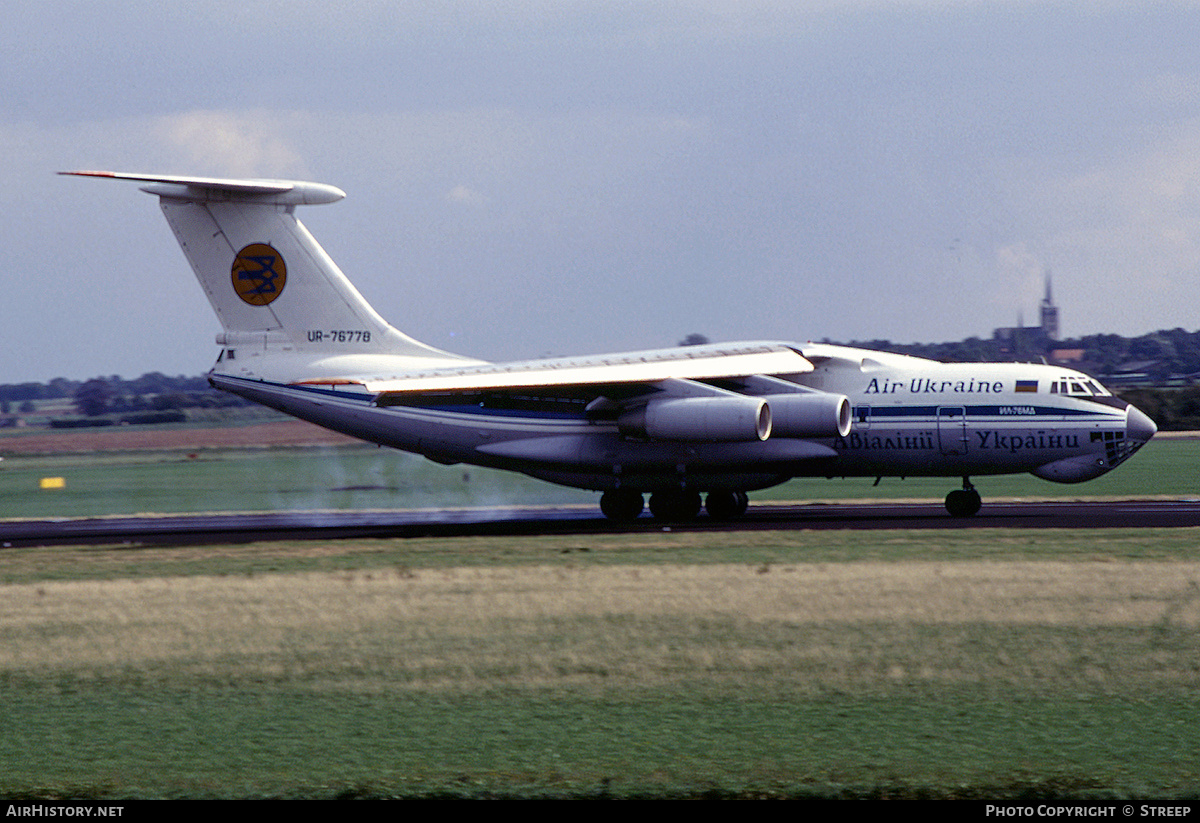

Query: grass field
[3,530,1200,799]
[1,431,1199,798]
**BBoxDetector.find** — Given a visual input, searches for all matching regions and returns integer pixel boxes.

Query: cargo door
[937,406,968,456]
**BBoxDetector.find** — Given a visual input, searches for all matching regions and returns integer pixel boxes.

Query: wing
[363,341,812,395]
[358,341,850,442]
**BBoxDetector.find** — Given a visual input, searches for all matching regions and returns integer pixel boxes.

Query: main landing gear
[598,489,645,522]
[598,489,750,522]
[701,490,750,520]
[945,477,982,518]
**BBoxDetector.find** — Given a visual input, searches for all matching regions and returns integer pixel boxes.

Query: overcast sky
[4,1,1200,382]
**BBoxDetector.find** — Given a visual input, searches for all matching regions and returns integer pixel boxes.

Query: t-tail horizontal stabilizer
[59,170,347,205]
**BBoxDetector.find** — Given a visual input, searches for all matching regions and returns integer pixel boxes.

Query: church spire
[1040,270,1059,341]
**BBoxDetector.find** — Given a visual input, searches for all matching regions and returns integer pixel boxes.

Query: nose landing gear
[945,477,982,517]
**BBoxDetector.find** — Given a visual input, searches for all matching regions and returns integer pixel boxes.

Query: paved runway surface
[2,499,1199,547]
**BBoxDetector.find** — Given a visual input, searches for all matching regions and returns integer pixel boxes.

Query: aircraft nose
[1126,404,1157,444]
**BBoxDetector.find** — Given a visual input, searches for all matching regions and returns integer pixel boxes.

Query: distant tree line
[0,372,251,418]
[843,327,1200,381]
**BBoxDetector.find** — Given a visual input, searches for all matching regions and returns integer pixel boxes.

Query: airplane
[63,170,1157,521]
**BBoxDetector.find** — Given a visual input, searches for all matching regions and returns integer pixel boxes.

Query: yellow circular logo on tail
[232,243,287,306]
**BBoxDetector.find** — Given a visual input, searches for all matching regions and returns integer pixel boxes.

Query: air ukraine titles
[835,431,1079,452]
[842,376,1080,455]
[865,377,1005,395]
[837,432,936,451]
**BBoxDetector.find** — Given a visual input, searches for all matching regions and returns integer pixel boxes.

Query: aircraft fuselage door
[937,406,968,456]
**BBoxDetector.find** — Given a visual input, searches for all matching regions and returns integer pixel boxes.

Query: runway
[2,499,1199,547]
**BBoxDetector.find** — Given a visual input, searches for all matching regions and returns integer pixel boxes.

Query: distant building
[1040,273,1060,341]
[1049,348,1085,363]
[993,271,1060,353]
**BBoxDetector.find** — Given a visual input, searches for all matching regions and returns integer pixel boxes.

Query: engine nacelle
[618,397,771,442]
[767,392,852,438]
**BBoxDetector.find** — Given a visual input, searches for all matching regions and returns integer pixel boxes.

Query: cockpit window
[1052,377,1111,397]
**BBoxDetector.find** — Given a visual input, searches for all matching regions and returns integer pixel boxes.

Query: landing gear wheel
[600,489,644,522]
[705,491,738,520]
[705,490,750,520]
[733,491,750,516]
[649,490,702,522]
[944,487,982,518]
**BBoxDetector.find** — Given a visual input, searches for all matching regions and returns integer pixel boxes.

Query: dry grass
[5,560,1199,696]
[0,419,356,454]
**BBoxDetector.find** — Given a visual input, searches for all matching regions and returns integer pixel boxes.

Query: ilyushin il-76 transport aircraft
[65,171,1157,521]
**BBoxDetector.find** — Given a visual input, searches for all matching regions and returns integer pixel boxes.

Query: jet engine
[618,397,771,442]
[767,392,852,438]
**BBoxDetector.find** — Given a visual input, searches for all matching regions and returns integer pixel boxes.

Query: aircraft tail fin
[62,171,470,375]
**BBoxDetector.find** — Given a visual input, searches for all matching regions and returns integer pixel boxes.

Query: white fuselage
[210,341,1153,494]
